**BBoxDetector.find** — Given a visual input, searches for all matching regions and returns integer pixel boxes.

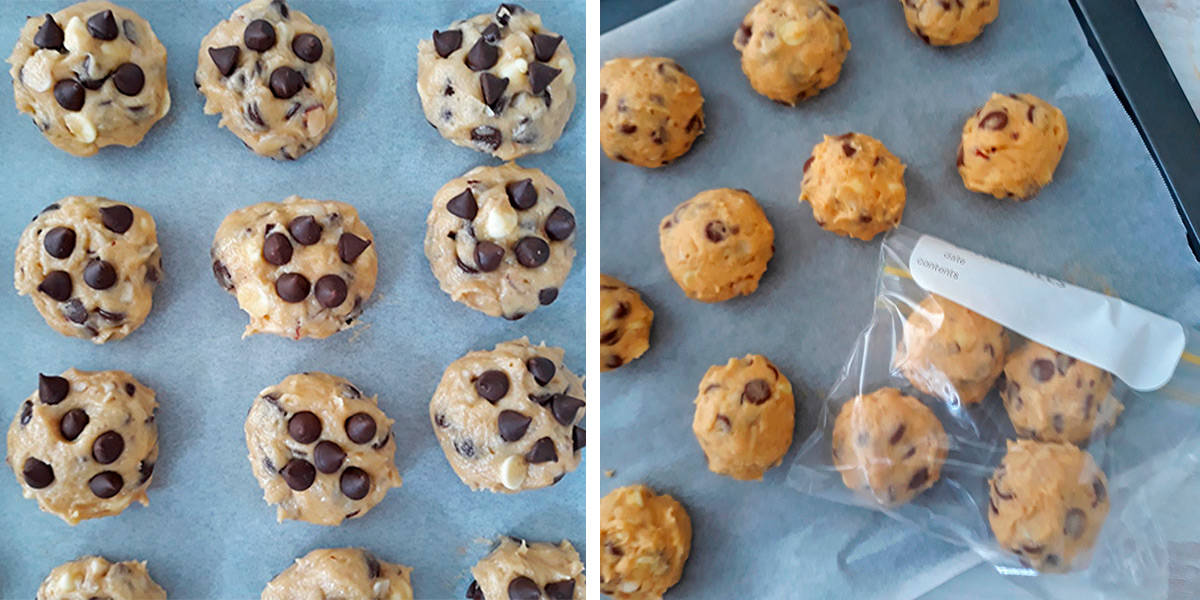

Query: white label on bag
[909,234,1185,391]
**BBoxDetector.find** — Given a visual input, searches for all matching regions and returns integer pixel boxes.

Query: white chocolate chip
[372,580,390,595]
[21,52,53,93]
[63,16,87,53]
[498,57,529,81]
[63,113,97,143]
[482,201,519,239]
[499,455,527,490]
[780,21,805,46]
[305,107,326,138]
[619,581,640,593]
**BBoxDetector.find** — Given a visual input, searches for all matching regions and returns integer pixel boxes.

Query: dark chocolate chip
[471,126,503,151]
[63,299,87,324]
[340,466,370,500]
[480,73,509,112]
[112,63,144,96]
[288,411,322,443]
[269,66,304,99]
[889,424,906,445]
[314,440,345,473]
[980,111,1008,130]
[244,19,277,52]
[87,10,118,40]
[263,232,293,265]
[545,580,575,600]
[363,551,380,578]
[455,439,476,458]
[100,205,134,233]
[275,273,311,302]
[34,15,64,50]
[515,237,550,267]
[20,401,33,426]
[466,37,499,71]
[526,357,556,386]
[475,241,505,272]
[466,580,484,600]
[43,227,76,258]
[125,382,136,395]
[338,233,371,263]
[59,408,89,441]
[447,189,479,219]
[271,0,290,18]
[1031,359,1055,382]
[552,394,585,425]
[88,471,122,498]
[39,374,69,405]
[482,23,502,43]
[508,576,540,600]
[433,29,463,58]
[345,412,377,444]
[506,178,537,210]
[137,460,155,485]
[209,46,240,77]
[741,379,771,405]
[497,3,525,25]
[908,467,929,490]
[287,216,321,245]
[475,370,510,403]
[23,457,54,488]
[705,221,728,242]
[84,259,117,290]
[92,431,124,464]
[54,79,85,111]
[531,33,563,62]
[572,426,585,451]
[291,32,323,62]
[281,458,315,490]
[529,62,561,95]
[539,287,558,305]
[526,436,558,463]
[315,274,348,308]
[498,410,532,441]
[544,207,575,241]
[212,259,234,291]
[1093,478,1106,506]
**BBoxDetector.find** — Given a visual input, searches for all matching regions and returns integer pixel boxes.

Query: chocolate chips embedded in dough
[87,10,119,41]
[291,33,323,62]
[208,46,240,77]
[432,29,463,58]
[244,19,277,52]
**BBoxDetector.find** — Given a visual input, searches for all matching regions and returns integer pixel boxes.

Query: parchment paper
[0,1,584,598]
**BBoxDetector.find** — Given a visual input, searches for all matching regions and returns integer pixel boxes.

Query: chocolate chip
[544,207,575,241]
[363,551,381,578]
[291,32,323,63]
[539,288,558,305]
[269,66,304,99]
[552,394,585,425]
[208,46,240,77]
[526,357,556,386]
[59,409,88,441]
[545,580,575,600]
[466,37,499,71]
[87,471,122,498]
[741,379,771,405]
[312,440,346,473]
[980,111,1008,130]
[39,374,69,405]
[345,412,377,444]
[1055,353,1076,375]
[112,63,144,96]
[475,241,505,272]
[34,14,64,50]
[687,113,703,132]
[529,62,561,95]
[281,458,315,490]
[600,329,621,345]
[263,232,293,265]
[506,179,537,210]
[212,259,234,291]
[508,576,540,600]
[455,439,475,458]
[314,275,348,308]
[482,23,502,43]
[1093,478,1106,506]
[480,73,509,112]
[20,401,33,426]
[92,431,124,464]
[471,126,503,151]
[87,10,118,40]
[447,189,478,219]
[125,383,136,396]
[498,410,532,441]
[573,426,585,451]
[433,29,463,58]
[466,580,484,600]
[599,91,608,109]
[532,33,563,62]
[84,259,117,290]
[23,457,54,488]
[889,424,906,445]
[288,411,321,443]
[271,0,290,18]
[1031,359,1055,382]
[43,227,76,259]
[137,460,155,485]
[54,79,85,111]
[526,437,557,463]
[908,467,929,490]
[62,299,87,324]
[340,466,370,500]
[515,237,550,267]
[497,3,525,24]
[338,233,371,264]
[100,205,134,233]
[244,19,277,52]
[275,273,311,302]
[704,221,728,242]
[474,370,510,404]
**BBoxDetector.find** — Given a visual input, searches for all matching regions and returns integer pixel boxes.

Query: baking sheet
[599,1,1200,598]
[0,1,584,597]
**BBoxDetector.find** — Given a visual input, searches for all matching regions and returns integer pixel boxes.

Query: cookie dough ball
[6,369,158,524]
[245,373,401,525]
[895,294,1007,405]
[262,548,413,600]
[692,354,794,480]
[600,485,692,600]
[733,0,850,105]
[212,196,377,340]
[7,2,171,156]
[800,132,907,240]
[899,0,999,46]
[999,341,1121,444]
[14,197,162,343]
[832,387,948,506]
[425,163,576,320]
[600,275,653,372]
[196,0,337,160]
[466,537,584,600]
[418,4,576,160]
[989,439,1110,571]
[599,57,704,168]
[957,93,1068,200]
[659,188,774,302]
[37,556,165,600]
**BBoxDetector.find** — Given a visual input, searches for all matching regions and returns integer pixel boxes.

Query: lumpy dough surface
[15,196,162,343]
[425,163,576,320]
[37,556,165,600]
[467,537,584,600]
[800,132,907,240]
[733,0,850,105]
[7,1,171,156]
[1000,341,1120,444]
[431,338,585,493]
[692,354,795,481]
[6,369,157,525]
[196,0,337,160]
[262,548,413,600]
[600,485,692,600]
[211,195,377,340]
[245,373,400,525]
[659,188,774,303]
[599,274,653,372]
[989,439,1110,572]
[958,92,1068,200]
[417,4,576,160]
[896,294,1007,405]
[599,56,704,168]
[900,0,999,46]
[832,387,948,506]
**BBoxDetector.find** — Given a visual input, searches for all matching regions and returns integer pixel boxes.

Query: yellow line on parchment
[1181,352,1200,366]
[883,266,913,280]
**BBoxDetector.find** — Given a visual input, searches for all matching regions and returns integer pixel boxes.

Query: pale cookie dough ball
[989,439,1110,571]
[425,163,576,320]
[262,548,413,600]
[957,93,1068,200]
[466,537,584,600]
[14,197,162,343]
[418,4,576,160]
[692,354,795,481]
[37,556,165,600]
[212,196,377,340]
[430,338,585,493]
[832,387,948,506]
[6,369,158,525]
[600,274,653,372]
[800,132,907,240]
[196,0,337,160]
[733,0,850,105]
[245,373,401,526]
[899,0,999,46]
[7,1,171,156]
[659,188,774,303]
[895,294,1007,405]
[599,57,705,168]
[600,485,692,600]
[999,341,1120,444]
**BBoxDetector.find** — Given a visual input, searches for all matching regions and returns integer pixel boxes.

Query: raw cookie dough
[800,132,907,240]
[599,56,704,168]
[211,196,377,340]
[989,439,1110,572]
[899,0,999,46]
[895,294,1007,405]
[466,537,584,600]
[659,188,775,303]
[957,92,1068,200]
[692,354,795,481]
[831,387,948,506]
[600,485,692,600]
[262,548,413,600]
[245,373,401,525]
[37,556,165,600]
[6,368,158,525]
[7,1,171,156]
[430,337,585,493]
[14,196,162,343]
[600,274,653,372]
[424,163,576,320]
[196,0,337,160]
[999,341,1121,444]
[418,4,576,160]
[733,0,850,105]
